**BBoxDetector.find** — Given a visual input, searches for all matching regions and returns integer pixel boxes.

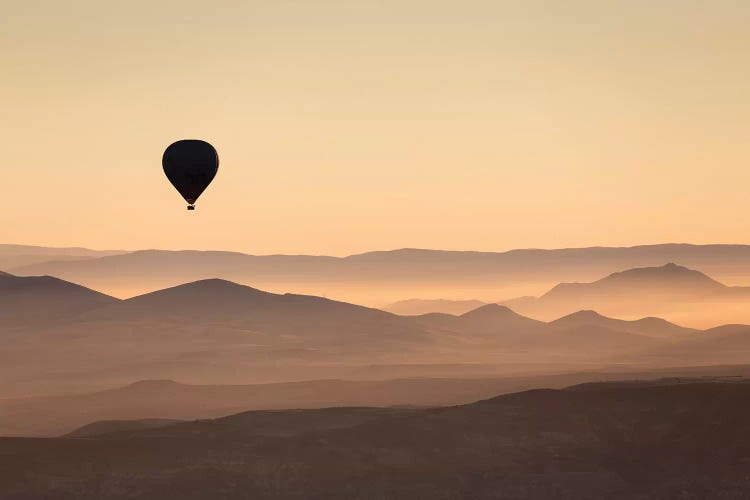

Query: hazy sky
[2,0,749,255]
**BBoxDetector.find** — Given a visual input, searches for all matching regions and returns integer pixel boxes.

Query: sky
[2,0,749,255]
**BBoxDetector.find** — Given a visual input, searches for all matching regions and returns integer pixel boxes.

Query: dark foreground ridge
[2,379,750,499]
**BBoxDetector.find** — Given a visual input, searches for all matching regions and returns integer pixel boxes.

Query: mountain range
[3,268,750,402]
[0,244,123,270]
[386,263,750,326]
[501,262,750,321]
[9,243,750,304]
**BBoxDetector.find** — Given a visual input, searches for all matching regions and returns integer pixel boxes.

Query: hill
[85,407,419,439]
[66,418,183,438]
[7,365,750,437]
[3,380,750,499]
[549,310,696,339]
[0,272,119,321]
[92,278,434,346]
[412,304,661,354]
[631,324,750,365]
[0,278,448,398]
[383,298,487,315]
[502,263,750,322]
[542,262,726,299]
[5,269,750,405]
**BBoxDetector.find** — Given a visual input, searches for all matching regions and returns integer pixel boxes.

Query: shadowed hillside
[66,418,183,438]
[90,278,432,344]
[3,380,750,499]
[0,272,119,321]
[5,365,750,437]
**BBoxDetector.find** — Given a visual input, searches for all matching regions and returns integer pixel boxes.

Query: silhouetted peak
[178,278,254,290]
[128,278,268,301]
[461,303,517,318]
[558,310,607,321]
[634,316,672,325]
[604,263,721,285]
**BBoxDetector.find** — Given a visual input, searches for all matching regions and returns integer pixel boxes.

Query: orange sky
[2,0,749,255]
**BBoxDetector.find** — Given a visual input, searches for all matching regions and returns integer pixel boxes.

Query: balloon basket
[187,205,195,211]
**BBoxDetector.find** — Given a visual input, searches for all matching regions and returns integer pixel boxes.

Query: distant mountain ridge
[541,263,726,299]
[0,244,125,270]
[381,263,750,324]
[3,268,750,403]
[11,243,750,302]
[501,263,750,321]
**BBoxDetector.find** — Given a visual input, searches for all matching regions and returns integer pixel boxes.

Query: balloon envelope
[162,140,219,208]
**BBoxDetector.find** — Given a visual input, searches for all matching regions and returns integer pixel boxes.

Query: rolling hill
[8,365,750,437]
[383,298,488,315]
[410,304,665,354]
[4,380,750,499]
[90,278,432,344]
[0,271,119,321]
[541,262,726,300]
[548,310,697,339]
[382,263,750,327]
[66,418,184,438]
[4,269,750,405]
[501,263,750,323]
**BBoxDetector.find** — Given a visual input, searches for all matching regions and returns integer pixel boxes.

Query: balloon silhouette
[162,140,219,210]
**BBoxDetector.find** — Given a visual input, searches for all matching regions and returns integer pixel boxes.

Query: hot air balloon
[162,139,219,210]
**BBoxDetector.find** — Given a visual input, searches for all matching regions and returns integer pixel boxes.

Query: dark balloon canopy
[162,140,219,210]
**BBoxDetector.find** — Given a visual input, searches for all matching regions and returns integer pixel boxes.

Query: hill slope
[0,272,119,320]
[383,298,488,315]
[3,380,750,499]
[92,278,433,344]
[542,263,726,300]
[412,304,661,353]
[549,309,696,339]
